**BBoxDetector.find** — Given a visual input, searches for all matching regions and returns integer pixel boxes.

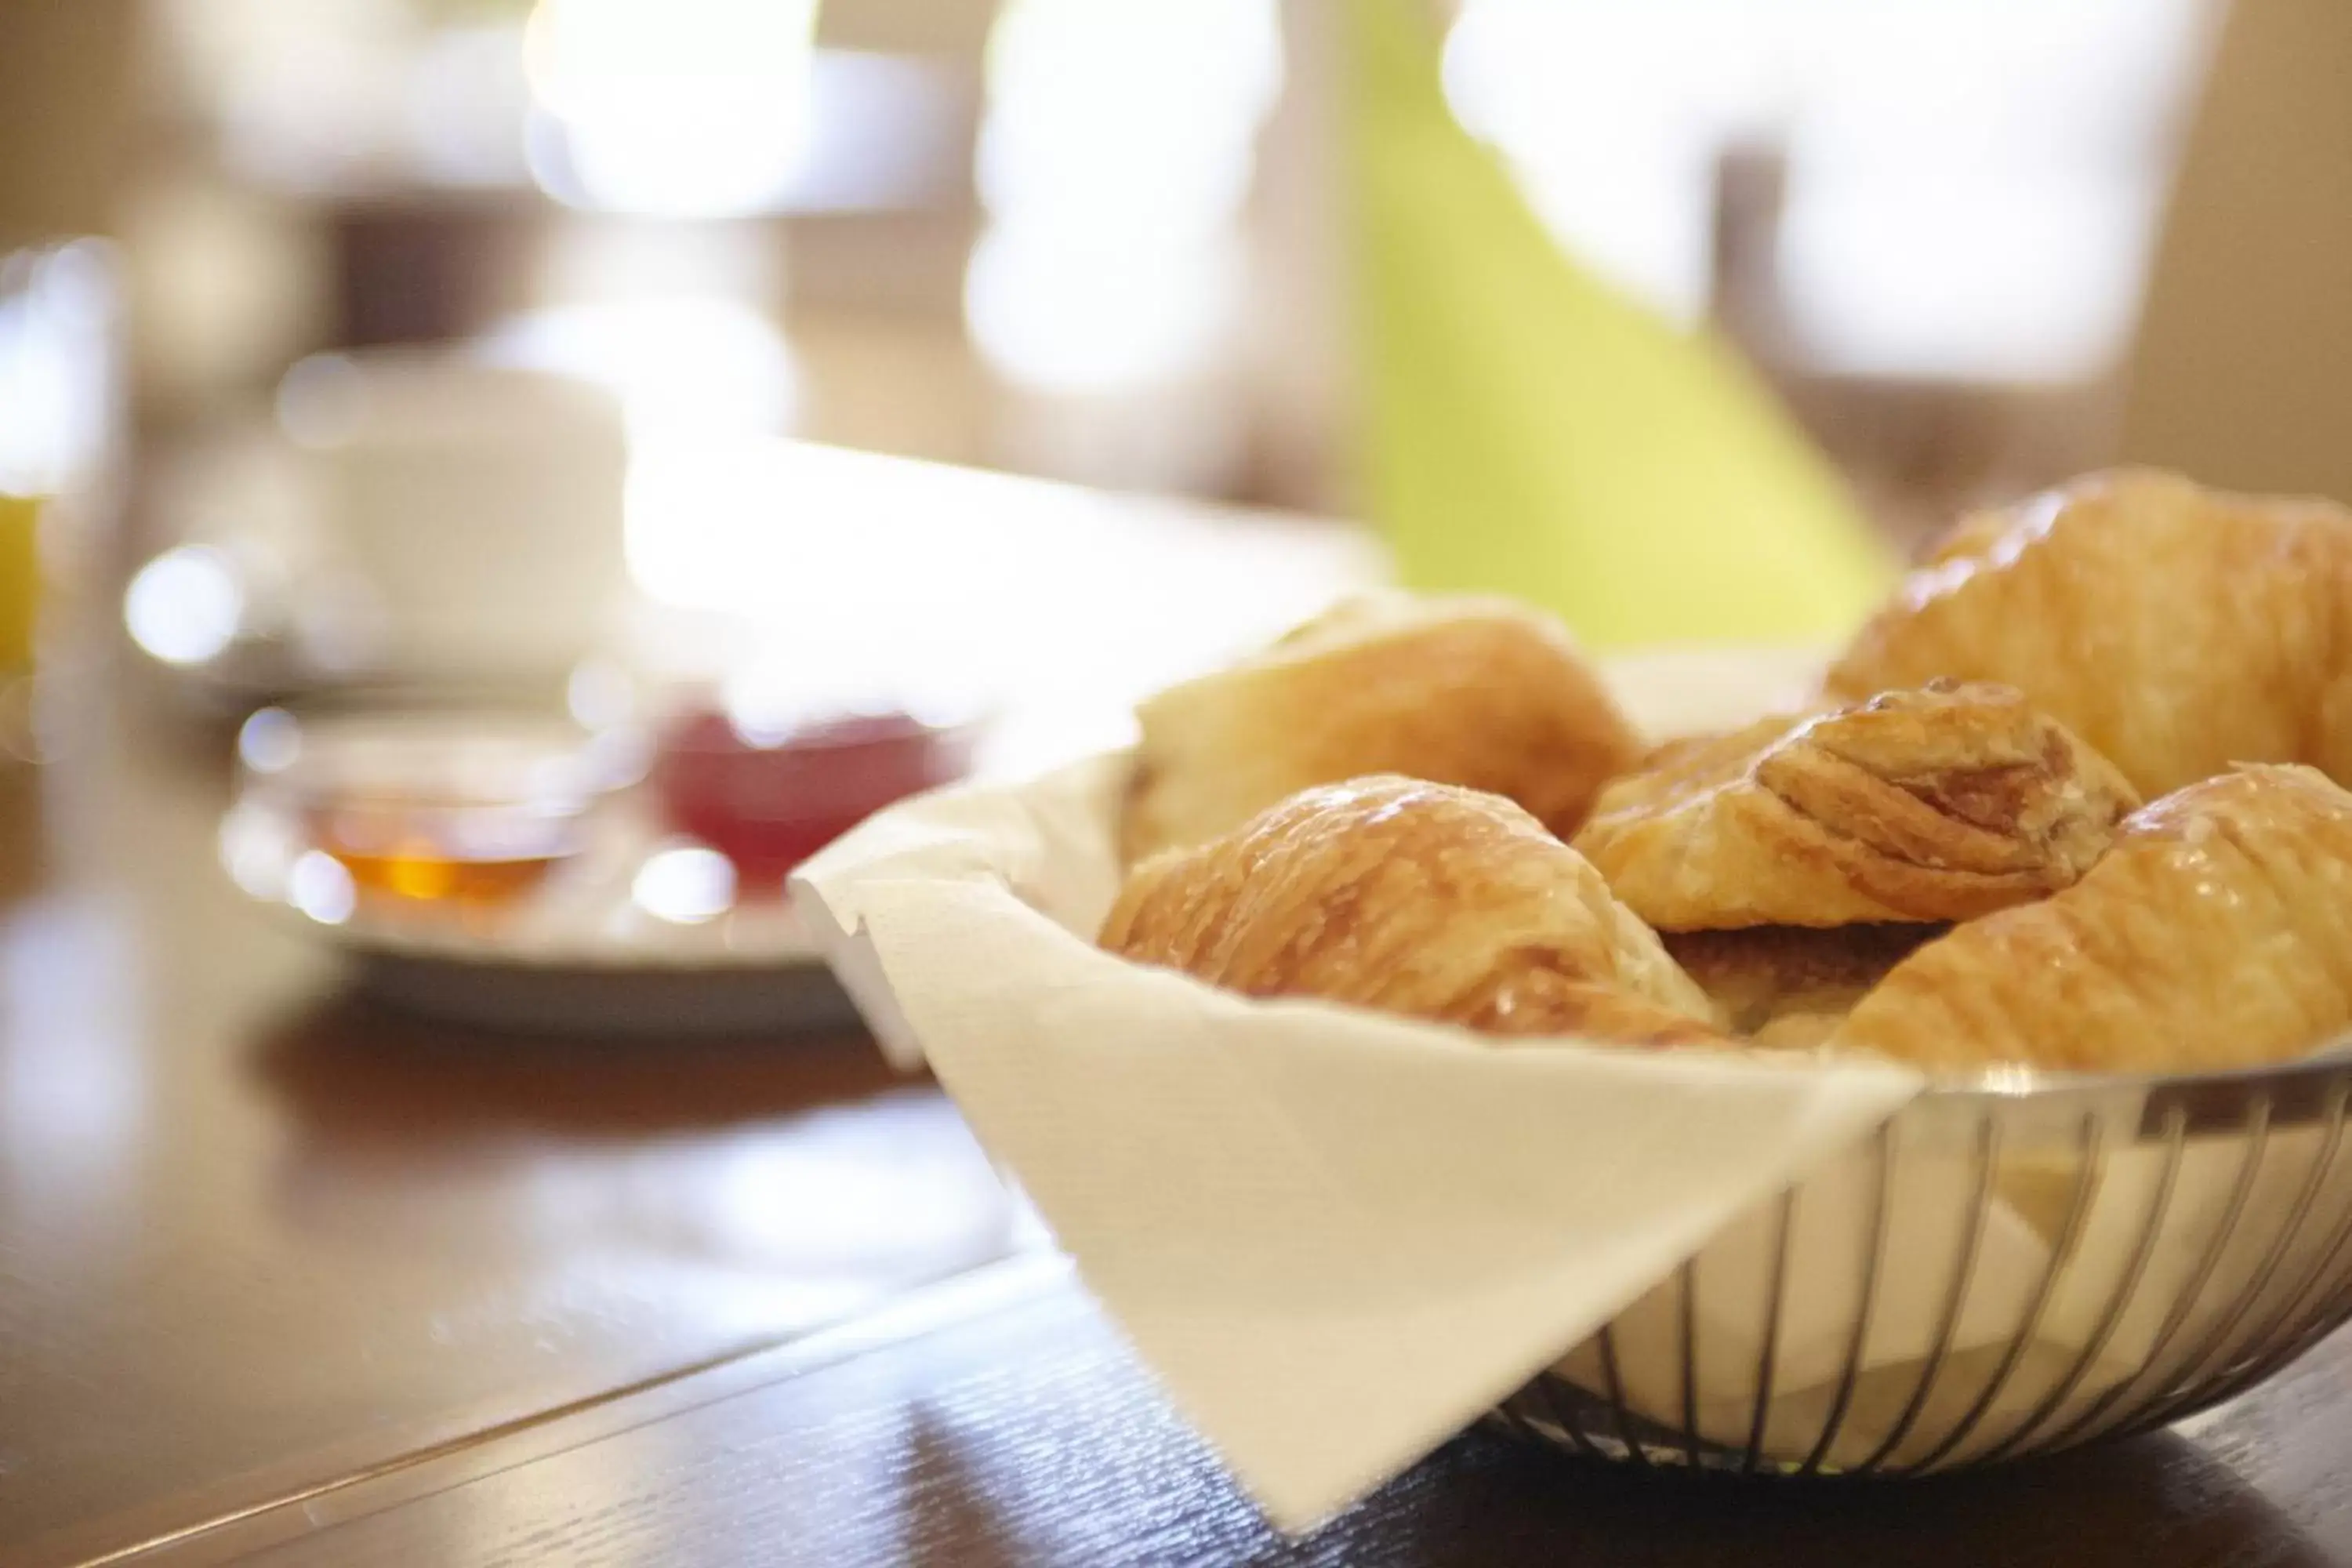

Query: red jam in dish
[651,706,971,889]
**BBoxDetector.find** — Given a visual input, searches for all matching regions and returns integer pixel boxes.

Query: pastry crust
[1573,682,2140,930]
[1101,775,1724,1047]
[1828,469,2352,798]
[1831,764,2352,1073]
[1664,924,1941,1048]
[1120,592,1642,864]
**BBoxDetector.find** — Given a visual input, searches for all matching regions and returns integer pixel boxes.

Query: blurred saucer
[347,948,857,1037]
[222,789,857,1037]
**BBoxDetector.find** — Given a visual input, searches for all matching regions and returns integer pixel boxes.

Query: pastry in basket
[1662,924,1942,1051]
[1828,468,2352,798]
[1571,681,2140,930]
[1832,764,2352,1073]
[1120,592,1642,865]
[1101,775,1725,1047]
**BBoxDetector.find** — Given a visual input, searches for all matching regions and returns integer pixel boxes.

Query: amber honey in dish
[308,795,583,909]
[322,842,563,904]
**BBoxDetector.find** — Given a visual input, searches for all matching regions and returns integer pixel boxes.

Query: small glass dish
[231,698,633,924]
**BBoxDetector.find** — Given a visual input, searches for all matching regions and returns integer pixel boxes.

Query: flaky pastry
[1828,469,2352,798]
[1572,682,2140,930]
[1101,775,1724,1047]
[1832,765,2352,1073]
[1120,592,1641,864]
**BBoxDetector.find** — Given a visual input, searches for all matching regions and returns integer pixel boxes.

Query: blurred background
[9,0,2352,720]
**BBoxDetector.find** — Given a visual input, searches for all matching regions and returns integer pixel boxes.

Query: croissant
[1831,765,2352,1073]
[1828,469,2352,798]
[1101,775,1724,1047]
[1572,682,2140,930]
[1120,592,1642,865]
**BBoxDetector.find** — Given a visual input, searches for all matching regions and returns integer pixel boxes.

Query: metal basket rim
[1918,1039,2352,1106]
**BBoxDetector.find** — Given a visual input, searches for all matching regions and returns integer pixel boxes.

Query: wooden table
[5,451,2349,1566]
[123,1260,2352,1566]
[0,711,1035,1568]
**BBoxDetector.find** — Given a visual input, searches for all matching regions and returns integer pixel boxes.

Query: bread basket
[789,641,2352,1526]
[1494,1049,2352,1473]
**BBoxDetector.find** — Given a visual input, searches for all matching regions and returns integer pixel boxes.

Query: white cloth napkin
[791,649,1932,1527]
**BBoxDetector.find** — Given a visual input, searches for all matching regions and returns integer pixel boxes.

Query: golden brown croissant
[1664,924,1942,1049]
[1101,775,1725,1047]
[1828,469,2352,798]
[1572,682,2140,930]
[1831,765,2352,1073]
[1120,592,1642,865]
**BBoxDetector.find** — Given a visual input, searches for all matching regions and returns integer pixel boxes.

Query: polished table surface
[0,724,1034,1568]
[7,448,2352,1566]
[134,1260,2352,1566]
[13,702,2352,1568]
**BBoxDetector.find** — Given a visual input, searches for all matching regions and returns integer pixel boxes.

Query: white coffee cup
[279,350,630,684]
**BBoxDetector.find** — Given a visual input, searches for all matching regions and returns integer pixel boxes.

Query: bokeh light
[523,0,820,218]
[965,0,1281,395]
[124,546,245,668]
[632,844,737,925]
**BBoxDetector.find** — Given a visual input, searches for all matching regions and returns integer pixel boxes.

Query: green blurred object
[1342,0,1893,648]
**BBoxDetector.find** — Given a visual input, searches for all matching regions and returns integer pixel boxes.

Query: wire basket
[1493,1051,2352,1475]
